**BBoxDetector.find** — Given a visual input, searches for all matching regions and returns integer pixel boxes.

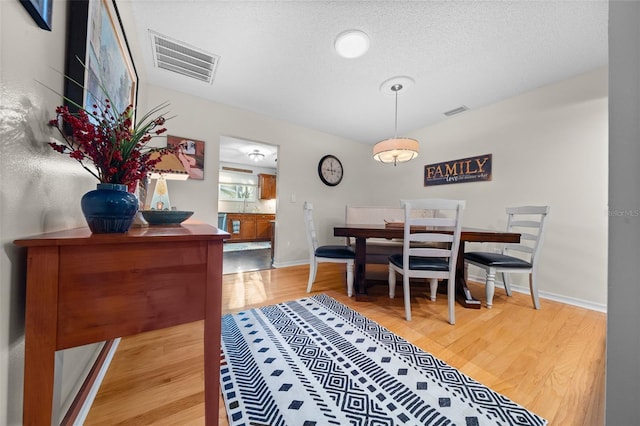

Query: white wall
[138,84,374,266]
[0,1,104,424]
[367,68,609,308]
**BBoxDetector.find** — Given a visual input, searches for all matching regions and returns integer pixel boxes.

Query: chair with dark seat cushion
[465,205,550,309]
[304,202,355,296]
[388,199,465,324]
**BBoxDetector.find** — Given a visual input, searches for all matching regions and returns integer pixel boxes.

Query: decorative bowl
[141,210,194,226]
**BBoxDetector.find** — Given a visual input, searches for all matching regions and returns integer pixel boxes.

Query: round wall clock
[318,154,344,186]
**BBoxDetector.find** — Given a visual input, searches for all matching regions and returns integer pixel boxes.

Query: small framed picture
[167,135,205,180]
[20,0,53,31]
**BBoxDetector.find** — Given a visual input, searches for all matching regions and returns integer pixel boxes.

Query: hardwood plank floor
[84,263,605,425]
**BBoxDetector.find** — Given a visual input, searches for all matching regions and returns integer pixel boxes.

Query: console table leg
[23,246,59,425]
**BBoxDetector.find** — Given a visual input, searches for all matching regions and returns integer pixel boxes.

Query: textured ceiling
[121,1,608,164]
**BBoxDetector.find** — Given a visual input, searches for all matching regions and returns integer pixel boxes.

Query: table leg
[354,237,372,301]
[23,246,59,425]
[204,241,223,425]
[455,241,482,309]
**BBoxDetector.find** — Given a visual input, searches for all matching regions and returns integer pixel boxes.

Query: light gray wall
[367,67,609,309]
[138,84,374,266]
[607,1,640,423]
[1,0,104,424]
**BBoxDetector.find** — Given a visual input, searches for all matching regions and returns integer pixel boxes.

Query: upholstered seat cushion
[316,245,355,259]
[465,252,531,268]
[389,254,450,271]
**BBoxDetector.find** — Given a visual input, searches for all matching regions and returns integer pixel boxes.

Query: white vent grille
[444,105,469,117]
[150,31,219,84]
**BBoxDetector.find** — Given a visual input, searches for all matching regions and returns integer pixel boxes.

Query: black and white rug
[220,294,547,426]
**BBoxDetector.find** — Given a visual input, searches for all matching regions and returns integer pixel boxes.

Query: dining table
[333,224,520,309]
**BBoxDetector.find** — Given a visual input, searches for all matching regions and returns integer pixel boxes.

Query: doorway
[218,136,278,274]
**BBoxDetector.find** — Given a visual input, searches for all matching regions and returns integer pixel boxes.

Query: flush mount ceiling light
[335,30,370,59]
[373,79,419,166]
[248,150,265,162]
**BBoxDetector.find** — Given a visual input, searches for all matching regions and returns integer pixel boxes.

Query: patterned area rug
[220,294,547,426]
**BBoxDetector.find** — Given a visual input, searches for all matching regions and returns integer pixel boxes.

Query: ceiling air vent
[444,105,469,117]
[150,30,219,84]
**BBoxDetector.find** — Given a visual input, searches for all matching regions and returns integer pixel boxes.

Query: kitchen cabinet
[226,213,275,242]
[258,174,276,199]
[256,214,275,240]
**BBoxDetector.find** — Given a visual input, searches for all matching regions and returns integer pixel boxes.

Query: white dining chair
[465,205,550,309]
[303,202,355,296]
[388,199,465,324]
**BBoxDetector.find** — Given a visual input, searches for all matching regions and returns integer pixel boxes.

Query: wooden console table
[14,223,229,425]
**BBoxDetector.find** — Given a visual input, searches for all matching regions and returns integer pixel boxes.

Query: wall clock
[318,154,344,186]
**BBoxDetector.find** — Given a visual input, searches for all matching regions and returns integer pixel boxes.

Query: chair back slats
[410,233,454,243]
[303,202,319,254]
[505,244,534,254]
[520,232,538,241]
[411,217,457,228]
[507,205,549,215]
[503,205,550,263]
[510,220,542,228]
[410,247,452,258]
[401,199,465,270]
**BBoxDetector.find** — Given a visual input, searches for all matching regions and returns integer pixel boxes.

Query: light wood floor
[84,264,606,425]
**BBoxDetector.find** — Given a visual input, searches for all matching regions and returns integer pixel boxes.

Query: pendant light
[373,83,419,166]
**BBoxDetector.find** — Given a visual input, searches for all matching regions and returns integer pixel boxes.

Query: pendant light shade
[373,82,419,166]
[373,137,419,165]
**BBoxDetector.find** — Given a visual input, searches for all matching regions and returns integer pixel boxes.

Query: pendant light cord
[392,83,402,138]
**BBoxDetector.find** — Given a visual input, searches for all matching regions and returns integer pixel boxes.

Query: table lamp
[133,152,189,227]
[146,151,189,210]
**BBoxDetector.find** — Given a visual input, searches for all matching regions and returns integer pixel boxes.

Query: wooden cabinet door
[258,174,276,199]
[226,214,243,240]
[256,214,275,240]
[239,216,257,240]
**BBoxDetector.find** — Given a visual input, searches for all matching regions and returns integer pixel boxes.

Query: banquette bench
[344,205,405,264]
[344,205,444,265]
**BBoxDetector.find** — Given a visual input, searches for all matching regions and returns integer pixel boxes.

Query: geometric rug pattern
[220,294,547,425]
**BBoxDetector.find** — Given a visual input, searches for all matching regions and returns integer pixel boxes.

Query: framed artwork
[167,135,205,180]
[64,0,137,118]
[20,0,53,30]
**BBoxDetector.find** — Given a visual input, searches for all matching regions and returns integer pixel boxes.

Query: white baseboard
[467,273,607,313]
[272,259,308,268]
[72,338,121,425]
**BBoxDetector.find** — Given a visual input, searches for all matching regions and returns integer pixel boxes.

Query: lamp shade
[148,152,189,180]
[373,138,419,166]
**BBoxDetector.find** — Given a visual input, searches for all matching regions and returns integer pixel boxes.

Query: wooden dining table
[333,224,520,309]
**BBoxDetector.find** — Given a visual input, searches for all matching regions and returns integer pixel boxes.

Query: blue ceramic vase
[81,183,138,233]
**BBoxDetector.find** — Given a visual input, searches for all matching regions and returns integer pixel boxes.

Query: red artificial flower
[48,98,173,186]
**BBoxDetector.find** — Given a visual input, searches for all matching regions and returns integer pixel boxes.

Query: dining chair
[465,205,550,309]
[388,199,465,324]
[303,202,355,296]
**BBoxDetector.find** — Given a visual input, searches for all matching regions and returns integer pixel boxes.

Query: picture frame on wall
[64,0,138,117]
[167,135,205,180]
[20,0,53,31]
